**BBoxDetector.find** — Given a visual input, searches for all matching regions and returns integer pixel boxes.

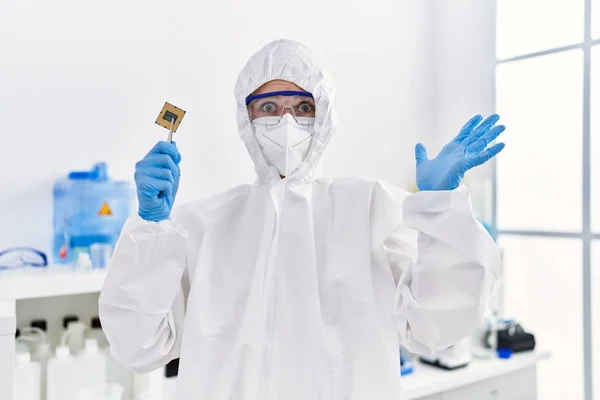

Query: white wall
[0,0,433,255]
[426,0,497,222]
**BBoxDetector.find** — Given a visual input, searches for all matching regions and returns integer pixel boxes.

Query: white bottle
[133,368,164,400]
[66,321,86,355]
[75,252,93,271]
[77,338,107,394]
[15,330,31,355]
[21,322,51,400]
[106,351,134,399]
[163,375,178,400]
[32,342,51,400]
[87,316,109,348]
[46,345,78,400]
[14,351,41,400]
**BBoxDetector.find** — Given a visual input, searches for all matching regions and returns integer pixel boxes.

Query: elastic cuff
[403,185,470,214]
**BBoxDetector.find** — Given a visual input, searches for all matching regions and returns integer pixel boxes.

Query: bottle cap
[91,316,102,330]
[15,352,31,364]
[56,345,70,358]
[84,338,98,354]
[63,315,79,329]
[68,321,86,332]
[31,319,48,332]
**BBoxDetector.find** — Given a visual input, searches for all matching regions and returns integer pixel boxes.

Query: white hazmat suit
[99,39,500,400]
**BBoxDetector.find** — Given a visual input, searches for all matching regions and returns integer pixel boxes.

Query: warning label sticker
[98,201,113,217]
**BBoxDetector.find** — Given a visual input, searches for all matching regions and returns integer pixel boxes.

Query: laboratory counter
[401,350,551,400]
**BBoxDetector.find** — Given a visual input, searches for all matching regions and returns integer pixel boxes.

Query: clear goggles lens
[246,91,316,122]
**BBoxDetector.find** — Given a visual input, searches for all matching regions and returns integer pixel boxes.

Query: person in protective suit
[99,39,506,400]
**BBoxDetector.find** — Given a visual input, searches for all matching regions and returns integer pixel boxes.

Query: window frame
[493,0,598,399]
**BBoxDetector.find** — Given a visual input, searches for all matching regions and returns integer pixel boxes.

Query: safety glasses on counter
[0,247,48,270]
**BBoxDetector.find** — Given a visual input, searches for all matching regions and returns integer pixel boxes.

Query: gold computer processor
[155,102,186,132]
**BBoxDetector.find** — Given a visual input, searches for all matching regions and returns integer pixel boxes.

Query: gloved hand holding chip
[133,102,187,222]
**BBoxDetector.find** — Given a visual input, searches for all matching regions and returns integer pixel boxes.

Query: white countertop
[0,267,106,300]
[401,350,551,399]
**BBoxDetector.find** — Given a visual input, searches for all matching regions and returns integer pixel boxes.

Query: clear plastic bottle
[47,345,78,400]
[65,320,86,355]
[76,338,107,394]
[75,253,93,272]
[14,351,41,400]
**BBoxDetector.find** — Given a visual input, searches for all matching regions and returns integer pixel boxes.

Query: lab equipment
[106,351,134,400]
[88,316,109,348]
[62,315,79,345]
[20,324,51,400]
[420,337,472,370]
[15,329,30,355]
[400,348,414,376]
[63,315,79,327]
[53,162,134,264]
[252,113,314,176]
[77,338,107,394]
[87,317,136,399]
[90,243,113,269]
[497,348,513,359]
[471,310,499,360]
[30,319,47,332]
[76,252,93,271]
[0,247,47,270]
[76,384,124,400]
[47,345,77,400]
[14,351,41,400]
[155,102,186,143]
[62,318,86,355]
[99,39,500,400]
[132,368,164,400]
[496,321,536,353]
[135,141,181,222]
[415,114,506,191]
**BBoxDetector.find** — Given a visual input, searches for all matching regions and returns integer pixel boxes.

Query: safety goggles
[0,247,48,270]
[246,91,316,122]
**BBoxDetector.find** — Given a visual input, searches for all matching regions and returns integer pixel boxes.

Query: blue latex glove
[135,141,182,222]
[415,114,506,191]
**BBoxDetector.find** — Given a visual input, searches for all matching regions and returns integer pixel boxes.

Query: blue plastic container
[53,163,134,265]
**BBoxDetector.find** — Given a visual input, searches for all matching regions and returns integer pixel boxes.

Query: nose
[280,106,296,117]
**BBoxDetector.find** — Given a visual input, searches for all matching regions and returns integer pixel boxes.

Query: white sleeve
[378,184,500,356]
[98,214,191,373]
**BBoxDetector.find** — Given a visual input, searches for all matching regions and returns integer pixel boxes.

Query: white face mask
[252,114,314,176]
